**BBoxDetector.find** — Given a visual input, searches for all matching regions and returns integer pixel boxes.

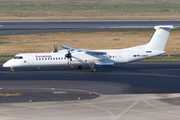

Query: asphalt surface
[1,61,180,103]
[1,21,180,119]
[0,20,180,35]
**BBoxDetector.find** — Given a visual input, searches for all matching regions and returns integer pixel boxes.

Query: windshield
[13,56,23,59]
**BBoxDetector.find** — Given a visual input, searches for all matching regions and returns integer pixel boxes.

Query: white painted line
[115,100,140,119]
[52,91,68,94]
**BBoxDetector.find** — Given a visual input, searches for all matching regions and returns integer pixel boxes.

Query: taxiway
[1,21,180,119]
[1,61,180,119]
[0,20,180,35]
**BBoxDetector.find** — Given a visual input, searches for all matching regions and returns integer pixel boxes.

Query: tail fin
[145,25,173,51]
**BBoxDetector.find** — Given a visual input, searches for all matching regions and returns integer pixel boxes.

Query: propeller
[53,45,58,52]
[65,48,73,68]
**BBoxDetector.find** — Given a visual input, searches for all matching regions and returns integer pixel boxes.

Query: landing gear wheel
[77,66,82,70]
[91,68,96,72]
[10,67,14,72]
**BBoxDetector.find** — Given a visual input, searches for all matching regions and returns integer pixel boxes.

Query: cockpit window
[13,56,23,59]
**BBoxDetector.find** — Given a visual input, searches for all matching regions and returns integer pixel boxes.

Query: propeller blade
[69,60,73,68]
[68,48,70,54]
[65,47,73,68]
[53,45,57,52]
[67,58,69,65]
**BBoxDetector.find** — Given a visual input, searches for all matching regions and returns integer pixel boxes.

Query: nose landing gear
[10,67,14,72]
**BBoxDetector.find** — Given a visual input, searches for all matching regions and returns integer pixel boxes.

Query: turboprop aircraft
[3,25,174,72]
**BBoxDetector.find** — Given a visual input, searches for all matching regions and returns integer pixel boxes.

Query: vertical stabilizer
[145,25,173,51]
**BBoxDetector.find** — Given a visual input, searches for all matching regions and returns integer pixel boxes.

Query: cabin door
[28,56,34,66]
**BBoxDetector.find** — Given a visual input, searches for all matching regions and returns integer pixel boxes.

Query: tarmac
[1,61,180,120]
[1,20,180,119]
[0,20,180,35]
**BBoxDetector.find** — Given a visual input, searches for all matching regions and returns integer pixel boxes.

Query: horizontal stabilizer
[154,25,173,29]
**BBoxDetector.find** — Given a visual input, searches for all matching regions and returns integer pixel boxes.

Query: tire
[91,68,96,72]
[77,66,82,70]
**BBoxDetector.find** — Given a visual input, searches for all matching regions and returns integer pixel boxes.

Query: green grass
[0,57,11,61]
[0,41,11,44]
[142,57,180,61]
[0,0,179,13]
[0,0,180,20]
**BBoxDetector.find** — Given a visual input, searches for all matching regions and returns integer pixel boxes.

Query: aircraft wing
[61,45,106,54]
[80,50,106,54]
[60,45,77,51]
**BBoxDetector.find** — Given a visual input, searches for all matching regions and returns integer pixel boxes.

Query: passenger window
[50,58,52,60]
[56,58,57,60]
[36,58,38,60]
[58,58,60,60]
[61,57,63,60]
[45,58,47,60]
[53,58,55,60]
[64,57,66,59]
[48,58,49,60]
[39,58,41,60]
[13,56,23,59]
[42,58,44,60]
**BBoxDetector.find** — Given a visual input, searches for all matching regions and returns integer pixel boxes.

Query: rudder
[145,25,173,51]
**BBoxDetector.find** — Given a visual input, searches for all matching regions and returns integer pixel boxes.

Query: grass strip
[0,93,23,97]
[142,57,180,61]
[0,57,11,62]
[1,29,180,56]
[0,0,180,20]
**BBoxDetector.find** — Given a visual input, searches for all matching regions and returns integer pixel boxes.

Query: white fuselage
[2,25,173,70]
[3,45,165,68]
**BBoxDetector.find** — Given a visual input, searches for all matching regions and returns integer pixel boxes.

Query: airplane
[3,25,174,72]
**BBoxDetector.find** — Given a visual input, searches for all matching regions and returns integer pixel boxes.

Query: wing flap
[95,63,114,65]
[61,45,106,55]
[85,51,106,54]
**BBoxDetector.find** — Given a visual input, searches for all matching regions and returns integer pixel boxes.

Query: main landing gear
[89,63,96,72]
[10,67,14,72]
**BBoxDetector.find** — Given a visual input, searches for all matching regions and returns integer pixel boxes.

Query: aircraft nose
[2,61,11,67]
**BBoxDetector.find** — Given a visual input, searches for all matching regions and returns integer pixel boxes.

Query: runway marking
[143,99,179,114]
[52,91,68,94]
[3,87,103,100]
[94,104,180,118]
[114,100,140,119]
[116,73,180,78]
[88,105,116,120]
[141,69,180,71]
[129,109,180,118]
